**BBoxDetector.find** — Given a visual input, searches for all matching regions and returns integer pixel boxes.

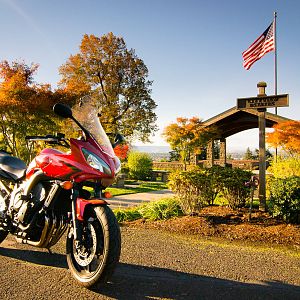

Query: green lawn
[105,181,168,196]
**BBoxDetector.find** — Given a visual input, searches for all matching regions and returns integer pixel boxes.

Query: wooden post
[236,81,289,212]
[257,82,267,211]
[206,140,214,167]
[219,138,226,166]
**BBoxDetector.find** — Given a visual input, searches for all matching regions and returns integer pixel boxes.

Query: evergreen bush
[220,168,252,209]
[268,176,300,224]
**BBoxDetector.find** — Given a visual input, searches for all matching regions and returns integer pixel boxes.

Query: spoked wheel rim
[71,216,106,278]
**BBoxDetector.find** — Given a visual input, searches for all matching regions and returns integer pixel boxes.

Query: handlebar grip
[25,135,58,142]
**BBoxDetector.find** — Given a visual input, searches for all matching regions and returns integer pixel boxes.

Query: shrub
[113,207,142,222]
[268,156,300,178]
[219,168,252,209]
[168,168,220,214]
[268,176,300,224]
[168,167,252,213]
[138,197,183,220]
[127,151,153,180]
[113,198,183,222]
[206,166,228,205]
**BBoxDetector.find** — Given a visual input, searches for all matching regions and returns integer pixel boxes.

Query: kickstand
[47,248,53,255]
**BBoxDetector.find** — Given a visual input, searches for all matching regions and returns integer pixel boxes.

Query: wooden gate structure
[198,107,291,168]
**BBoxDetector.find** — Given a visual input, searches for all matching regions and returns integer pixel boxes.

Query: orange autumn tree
[267,120,300,156]
[113,144,129,160]
[162,117,217,170]
[0,60,75,161]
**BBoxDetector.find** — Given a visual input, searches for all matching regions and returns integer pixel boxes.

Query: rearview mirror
[53,103,73,118]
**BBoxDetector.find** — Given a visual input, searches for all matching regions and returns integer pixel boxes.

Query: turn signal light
[60,181,73,190]
[103,191,112,199]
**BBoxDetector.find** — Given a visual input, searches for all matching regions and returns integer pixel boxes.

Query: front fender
[76,198,107,221]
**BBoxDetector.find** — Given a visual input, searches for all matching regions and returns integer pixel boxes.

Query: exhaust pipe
[16,213,67,249]
[16,215,50,247]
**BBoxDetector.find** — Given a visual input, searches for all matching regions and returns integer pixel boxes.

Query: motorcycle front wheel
[66,205,121,288]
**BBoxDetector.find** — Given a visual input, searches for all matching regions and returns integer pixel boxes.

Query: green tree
[266,149,273,160]
[169,150,180,162]
[0,60,75,161]
[253,148,259,160]
[127,151,153,180]
[59,32,157,142]
[243,147,254,160]
[226,153,233,160]
[252,148,273,160]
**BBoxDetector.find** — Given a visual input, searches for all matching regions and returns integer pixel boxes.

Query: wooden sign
[237,94,289,109]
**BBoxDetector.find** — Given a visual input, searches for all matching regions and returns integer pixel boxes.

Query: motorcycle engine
[10,183,46,224]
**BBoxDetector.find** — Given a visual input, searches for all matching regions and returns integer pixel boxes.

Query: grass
[113,206,142,222]
[138,197,183,220]
[105,181,168,196]
[213,194,269,209]
[163,231,300,258]
[113,197,183,222]
[84,181,168,197]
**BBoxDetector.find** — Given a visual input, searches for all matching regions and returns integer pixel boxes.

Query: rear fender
[76,198,107,221]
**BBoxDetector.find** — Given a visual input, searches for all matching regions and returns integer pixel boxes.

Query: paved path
[107,189,174,209]
[0,227,299,299]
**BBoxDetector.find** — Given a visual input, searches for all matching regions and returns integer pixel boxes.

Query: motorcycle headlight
[82,149,112,175]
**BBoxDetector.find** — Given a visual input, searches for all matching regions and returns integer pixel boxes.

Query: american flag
[242,22,275,70]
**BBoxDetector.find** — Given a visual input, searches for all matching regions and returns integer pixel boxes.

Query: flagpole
[274,11,278,162]
[274,11,278,112]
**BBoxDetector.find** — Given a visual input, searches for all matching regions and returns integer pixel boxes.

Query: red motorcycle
[0,100,122,288]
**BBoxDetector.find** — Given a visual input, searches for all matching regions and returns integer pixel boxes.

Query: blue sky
[0,0,299,151]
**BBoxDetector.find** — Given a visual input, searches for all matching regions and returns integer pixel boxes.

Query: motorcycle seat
[0,155,27,181]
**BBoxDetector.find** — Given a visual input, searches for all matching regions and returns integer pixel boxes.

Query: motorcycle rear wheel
[66,205,121,288]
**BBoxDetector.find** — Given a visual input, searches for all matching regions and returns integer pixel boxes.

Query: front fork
[70,184,107,242]
[71,188,82,241]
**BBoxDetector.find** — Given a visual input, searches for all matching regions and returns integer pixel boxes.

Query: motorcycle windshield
[72,98,116,157]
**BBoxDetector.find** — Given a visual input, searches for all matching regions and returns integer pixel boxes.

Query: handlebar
[26,136,58,142]
[25,133,70,148]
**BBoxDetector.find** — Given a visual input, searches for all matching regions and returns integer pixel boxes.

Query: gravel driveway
[0,226,299,300]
